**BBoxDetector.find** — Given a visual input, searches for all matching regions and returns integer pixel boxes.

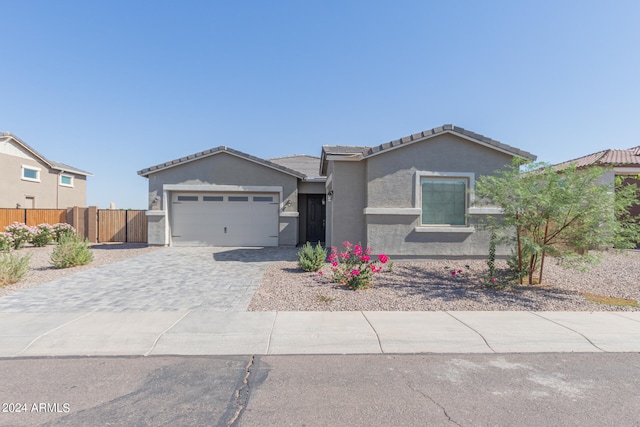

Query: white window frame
[414,171,475,233]
[21,165,41,182]
[59,174,74,187]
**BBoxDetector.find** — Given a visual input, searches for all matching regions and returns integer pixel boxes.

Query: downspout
[57,171,61,209]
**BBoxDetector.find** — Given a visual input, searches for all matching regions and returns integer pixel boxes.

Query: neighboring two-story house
[0,132,91,209]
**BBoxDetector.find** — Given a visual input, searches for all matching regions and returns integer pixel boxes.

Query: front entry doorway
[306,195,326,244]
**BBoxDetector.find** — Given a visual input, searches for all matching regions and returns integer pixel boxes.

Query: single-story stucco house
[0,132,92,209]
[137,124,536,256]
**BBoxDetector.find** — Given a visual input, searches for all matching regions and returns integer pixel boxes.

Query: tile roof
[362,124,537,160]
[268,155,323,179]
[554,146,640,170]
[0,132,92,176]
[137,146,306,179]
[319,124,536,175]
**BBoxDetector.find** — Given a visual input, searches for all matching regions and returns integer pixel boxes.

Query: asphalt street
[1,353,639,427]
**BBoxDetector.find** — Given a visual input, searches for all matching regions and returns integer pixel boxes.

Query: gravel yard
[0,243,160,297]
[3,244,639,311]
[249,250,640,312]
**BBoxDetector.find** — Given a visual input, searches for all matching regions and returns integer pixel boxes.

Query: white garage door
[170,192,279,246]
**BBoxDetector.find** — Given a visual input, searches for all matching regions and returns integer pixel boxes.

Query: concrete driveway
[0,247,297,312]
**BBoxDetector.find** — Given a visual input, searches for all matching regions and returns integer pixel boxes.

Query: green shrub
[52,223,76,242]
[50,234,94,269]
[0,232,14,252]
[30,224,54,247]
[4,222,35,249]
[297,241,327,272]
[0,252,31,286]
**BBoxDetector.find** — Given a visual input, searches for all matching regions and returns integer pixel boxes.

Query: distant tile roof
[137,146,306,179]
[0,132,92,176]
[554,146,640,170]
[269,155,323,180]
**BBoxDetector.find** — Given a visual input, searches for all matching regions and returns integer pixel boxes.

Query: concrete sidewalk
[1,311,639,357]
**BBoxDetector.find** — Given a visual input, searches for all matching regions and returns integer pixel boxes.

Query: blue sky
[2,1,639,209]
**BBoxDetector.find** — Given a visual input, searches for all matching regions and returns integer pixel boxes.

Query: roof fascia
[362,130,533,161]
[324,153,363,161]
[2,133,92,176]
[1,133,53,169]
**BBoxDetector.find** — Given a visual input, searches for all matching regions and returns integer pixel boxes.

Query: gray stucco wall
[0,152,87,209]
[363,133,514,256]
[145,152,300,246]
[329,133,520,256]
[328,160,367,248]
[366,133,513,208]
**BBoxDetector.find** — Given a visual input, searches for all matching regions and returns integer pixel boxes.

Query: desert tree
[475,160,640,284]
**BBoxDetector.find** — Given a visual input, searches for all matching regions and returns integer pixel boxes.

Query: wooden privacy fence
[0,209,67,227]
[98,209,147,243]
[0,207,147,244]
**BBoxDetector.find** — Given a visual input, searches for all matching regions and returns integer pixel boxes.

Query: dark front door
[306,195,326,244]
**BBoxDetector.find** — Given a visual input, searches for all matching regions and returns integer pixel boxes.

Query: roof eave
[362,127,536,161]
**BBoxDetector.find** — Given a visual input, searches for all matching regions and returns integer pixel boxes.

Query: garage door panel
[170,192,279,247]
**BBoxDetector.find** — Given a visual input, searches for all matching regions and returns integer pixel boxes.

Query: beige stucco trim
[415,226,476,233]
[146,210,166,216]
[280,212,299,217]
[363,207,421,215]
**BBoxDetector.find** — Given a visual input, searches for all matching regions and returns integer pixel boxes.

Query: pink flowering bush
[3,222,76,249]
[52,223,76,242]
[4,222,35,249]
[328,241,390,290]
[31,224,54,247]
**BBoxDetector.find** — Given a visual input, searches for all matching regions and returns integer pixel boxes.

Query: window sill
[415,226,475,233]
[363,207,421,215]
[21,177,41,183]
[468,207,503,215]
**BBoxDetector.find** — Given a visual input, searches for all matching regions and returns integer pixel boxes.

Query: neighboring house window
[21,165,41,182]
[417,172,474,226]
[59,174,74,187]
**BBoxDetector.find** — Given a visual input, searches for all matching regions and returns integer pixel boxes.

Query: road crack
[227,355,255,427]
[407,381,462,426]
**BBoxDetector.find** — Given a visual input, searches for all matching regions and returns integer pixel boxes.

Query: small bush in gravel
[297,241,327,272]
[0,232,15,252]
[30,224,54,247]
[0,252,31,286]
[53,223,76,242]
[328,241,390,290]
[50,234,94,269]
